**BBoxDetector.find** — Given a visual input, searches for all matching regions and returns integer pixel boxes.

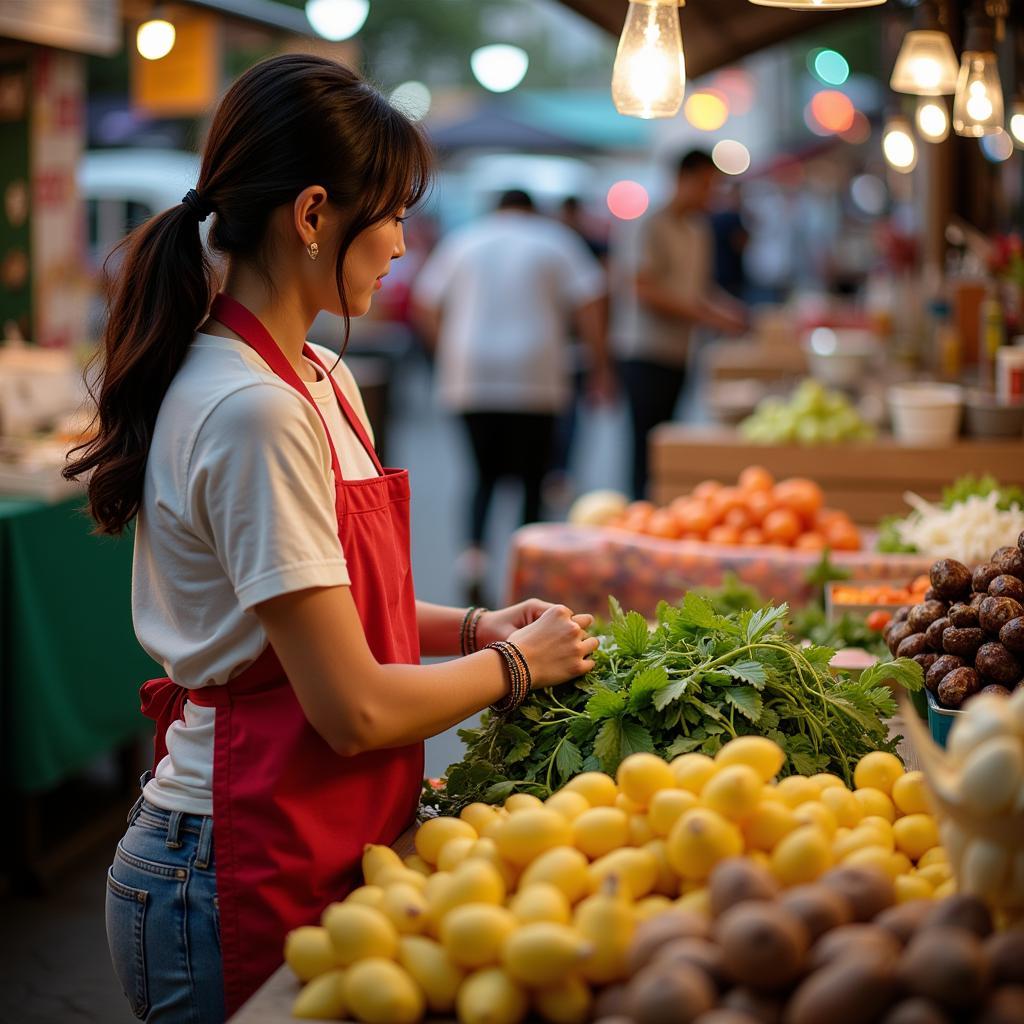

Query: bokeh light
[606,180,650,220]
[470,44,529,93]
[808,90,856,134]
[712,140,751,176]
[916,99,949,142]
[883,118,917,173]
[713,68,755,115]
[136,19,175,60]
[305,0,369,41]
[980,131,1014,162]
[1011,112,1024,147]
[812,49,850,87]
[685,90,729,131]
[850,174,887,216]
[389,81,432,121]
[839,111,872,144]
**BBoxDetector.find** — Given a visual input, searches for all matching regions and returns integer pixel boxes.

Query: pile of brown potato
[883,533,1024,710]
[601,860,1024,1024]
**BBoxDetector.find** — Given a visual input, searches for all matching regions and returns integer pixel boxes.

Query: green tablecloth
[0,495,159,793]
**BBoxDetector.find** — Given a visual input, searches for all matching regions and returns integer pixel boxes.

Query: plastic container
[888,383,964,446]
[964,389,1024,439]
[925,688,962,748]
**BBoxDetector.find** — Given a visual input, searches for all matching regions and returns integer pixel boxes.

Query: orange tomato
[910,575,931,593]
[692,480,722,501]
[825,521,861,551]
[762,508,802,546]
[794,532,827,551]
[740,528,765,547]
[708,524,742,546]
[745,489,776,526]
[867,610,893,632]
[773,479,825,524]
[710,487,746,519]
[738,466,775,493]
[724,506,752,532]
[674,501,714,537]
[646,511,680,539]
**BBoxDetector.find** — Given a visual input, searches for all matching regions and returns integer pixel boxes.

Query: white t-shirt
[135,333,378,816]
[612,207,712,369]
[413,211,605,413]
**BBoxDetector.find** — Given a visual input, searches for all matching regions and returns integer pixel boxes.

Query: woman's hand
[507,605,599,689]
[477,599,593,649]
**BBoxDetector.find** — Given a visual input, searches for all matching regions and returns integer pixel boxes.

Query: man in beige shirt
[614,150,747,498]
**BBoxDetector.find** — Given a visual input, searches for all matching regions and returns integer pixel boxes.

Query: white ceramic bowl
[888,383,963,446]
[802,328,881,388]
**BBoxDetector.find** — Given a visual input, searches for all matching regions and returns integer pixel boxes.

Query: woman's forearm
[417,600,469,658]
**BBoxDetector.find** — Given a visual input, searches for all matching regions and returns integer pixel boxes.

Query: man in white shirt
[613,151,747,499]
[413,190,609,601]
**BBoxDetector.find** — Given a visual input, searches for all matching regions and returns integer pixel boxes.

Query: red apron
[140,293,423,1016]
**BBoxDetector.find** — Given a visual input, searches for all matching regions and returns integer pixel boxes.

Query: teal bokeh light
[810,49,850,87]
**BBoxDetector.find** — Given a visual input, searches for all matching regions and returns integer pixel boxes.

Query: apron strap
[208,294,348,483]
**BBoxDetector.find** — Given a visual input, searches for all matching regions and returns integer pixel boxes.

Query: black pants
[619,358,687,500]
[461,411,557,545]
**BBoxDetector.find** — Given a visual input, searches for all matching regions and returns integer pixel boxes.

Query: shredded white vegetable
[894,491,1024,564]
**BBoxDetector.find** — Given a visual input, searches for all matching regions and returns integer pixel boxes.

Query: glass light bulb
[916,98,949,142]
[953,51,1004,136]
[1011,102,1024,148]
[612,1,686,119]
[883,116,918,173]
[890,30,960,96]
[747,0,885,7]
[470,44,529,93]
[136,19,175,61]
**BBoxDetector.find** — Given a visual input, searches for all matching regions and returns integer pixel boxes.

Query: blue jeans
[106,787,224,1022]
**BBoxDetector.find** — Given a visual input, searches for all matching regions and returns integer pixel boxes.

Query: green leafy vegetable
[423,595,923,815]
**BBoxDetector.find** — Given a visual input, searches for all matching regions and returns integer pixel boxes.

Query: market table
[1,495,160,879]
[649,425,1024,525]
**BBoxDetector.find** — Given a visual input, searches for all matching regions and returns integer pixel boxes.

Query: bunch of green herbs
[424,594,921,815]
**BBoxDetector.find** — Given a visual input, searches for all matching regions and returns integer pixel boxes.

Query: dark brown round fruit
[926,654,965,694]
[898,633,930,659]
[721,988,783,1024]
[592,985,630,1020]
[930,560,972,600]
[925,617,951,651]
[715,902,808,992]
[693,1011,762,1024]
[938,667,980,709]
[908,601,948,633]
[923,894,993,938]
[778,884,854,943]
[894,606,911,623]
[818,867,895,922]
[899,926,990,1010]
[984,929,1024,985]
[974,563,1003,594]
[1000,617,1024,654]
[942,626,986,658]
[980,596,1024,634]
[653,937,727,990]
[628,911,711,975]
[708,857,779,918]
[786,958,898,1024]
[948,603,980,629]
[990,575,1024,603]
[924,588,941,602]
[914,653,939,675]
[808,922,902,972]
[880,998,952,1024]
[978,684,1012,698]
[972,592,989,609]
[875,900,933,945]
[975,642,1022,684]
[975,987,1024,1024]
[627,960,715,1024]
[888,621,916,656]
[994,547,1024,578]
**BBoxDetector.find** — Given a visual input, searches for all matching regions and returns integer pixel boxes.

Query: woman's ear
[293,186,329,248]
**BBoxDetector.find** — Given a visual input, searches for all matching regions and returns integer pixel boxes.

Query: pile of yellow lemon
[285,738,950,1023]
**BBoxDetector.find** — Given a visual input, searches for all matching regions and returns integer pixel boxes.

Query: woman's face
[339,210,406,317]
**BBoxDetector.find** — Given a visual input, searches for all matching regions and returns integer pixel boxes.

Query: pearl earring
[308,242,319,261]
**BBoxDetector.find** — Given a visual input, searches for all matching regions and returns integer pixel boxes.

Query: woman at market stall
[64,54,598,1023]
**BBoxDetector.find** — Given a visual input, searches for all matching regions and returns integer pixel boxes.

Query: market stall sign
[0,0,120,56]
[132,14,220,118]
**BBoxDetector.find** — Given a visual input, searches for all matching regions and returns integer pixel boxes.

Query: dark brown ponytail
[65,54,431,534]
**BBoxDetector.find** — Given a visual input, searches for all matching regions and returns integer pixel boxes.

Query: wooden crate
[650,425,1024,525]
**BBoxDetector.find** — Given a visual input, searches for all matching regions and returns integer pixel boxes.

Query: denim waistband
[129,773,214,870]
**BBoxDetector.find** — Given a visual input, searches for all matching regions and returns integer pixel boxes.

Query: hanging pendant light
[883,114,918,172]
[890,1,959,95]
[748,0,886,9]
[612,0,686,119]
[916,96,950,142]
[953,8,1004,137]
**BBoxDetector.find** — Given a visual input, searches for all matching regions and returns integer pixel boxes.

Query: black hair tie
[181,188,213,222]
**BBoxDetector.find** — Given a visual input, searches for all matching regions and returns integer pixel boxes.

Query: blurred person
[65,56,598,1023]
[413,189,611,603]
[711,181,750,300]
[613,150,747,499]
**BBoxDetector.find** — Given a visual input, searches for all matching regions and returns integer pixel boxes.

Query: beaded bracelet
[487,640,532,714]
[460,606,489,657]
